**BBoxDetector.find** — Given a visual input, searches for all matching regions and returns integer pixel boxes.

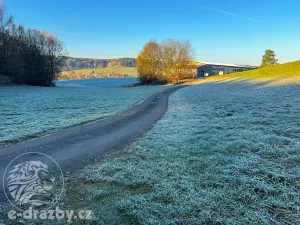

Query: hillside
[59,66,138,80]
[63,57,136,70]
[229,60,300,78]
[68,62,300,224]
[197,60,300,86]
[90,66,138,75]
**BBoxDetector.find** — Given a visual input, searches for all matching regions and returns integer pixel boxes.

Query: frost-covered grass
[0,84,164,146]
[67,78,300,224]
[56,77,138,88]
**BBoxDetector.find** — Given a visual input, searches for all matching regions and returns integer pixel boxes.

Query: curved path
[0,85,184,196]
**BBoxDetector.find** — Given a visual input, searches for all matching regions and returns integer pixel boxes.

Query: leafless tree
[0,2,66,86]
[161,39,195,83]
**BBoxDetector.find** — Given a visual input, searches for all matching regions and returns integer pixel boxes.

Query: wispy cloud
[199,5,264,23]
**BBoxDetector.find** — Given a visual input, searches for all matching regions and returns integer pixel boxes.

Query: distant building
[114,74,125,77]
[114,74,128,78]
[196,62,257,78]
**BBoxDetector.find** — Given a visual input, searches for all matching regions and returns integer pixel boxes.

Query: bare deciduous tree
[0,3,66,86]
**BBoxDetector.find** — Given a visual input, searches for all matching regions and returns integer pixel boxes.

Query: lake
[56,77,139,88]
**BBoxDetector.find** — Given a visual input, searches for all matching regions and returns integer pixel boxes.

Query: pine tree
[261,49,278,67]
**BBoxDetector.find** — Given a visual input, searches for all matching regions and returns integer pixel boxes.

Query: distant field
[56,77,138,88]
[67,62,300,224]
[60,66,138,80]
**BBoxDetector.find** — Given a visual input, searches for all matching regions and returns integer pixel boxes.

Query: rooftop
[198,61,257,68]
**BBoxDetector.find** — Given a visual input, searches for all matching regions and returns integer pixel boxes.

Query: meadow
[0,78,164,146]
[60,66,138,80]
[66,62,300,224]
[56,77,139,88]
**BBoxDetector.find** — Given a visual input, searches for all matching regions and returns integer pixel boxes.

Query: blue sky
[4,0,300,65]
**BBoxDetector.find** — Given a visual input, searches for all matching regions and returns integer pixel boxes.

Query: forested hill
[63,57,136,70]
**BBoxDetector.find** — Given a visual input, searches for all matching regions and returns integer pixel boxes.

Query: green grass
[233,60,300,78]
[92,66,137,75]
[60,66,138,80]
[196,60,300,86]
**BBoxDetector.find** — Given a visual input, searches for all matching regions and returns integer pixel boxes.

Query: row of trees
[63,57,136,70]
[0,3,65,86]
[137,40,195,84]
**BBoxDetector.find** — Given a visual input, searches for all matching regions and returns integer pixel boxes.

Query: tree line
[63,57,136,70]
[137,39,195,84]
[0,3,65,86]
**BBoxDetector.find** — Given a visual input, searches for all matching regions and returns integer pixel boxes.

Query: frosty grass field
[0,78,165,146]
[67,77,300,224]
